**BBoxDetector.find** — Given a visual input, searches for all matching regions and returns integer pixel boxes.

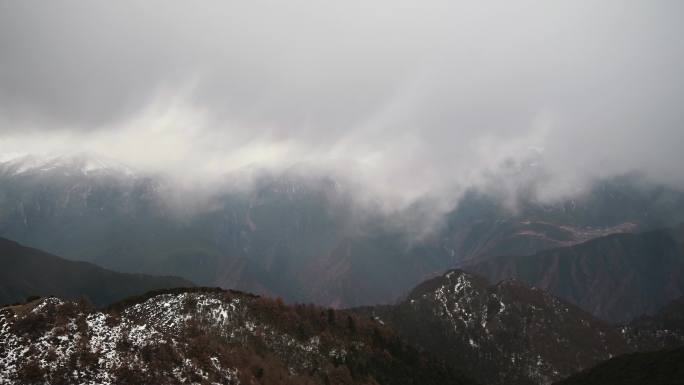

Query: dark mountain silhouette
[553,347,684,385]
[625,294,684,350]
[0,237,193,307]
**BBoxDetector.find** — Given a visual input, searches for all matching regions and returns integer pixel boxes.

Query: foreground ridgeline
[1,273,684,385]
[0,288,478,385]
[356,270,684,385]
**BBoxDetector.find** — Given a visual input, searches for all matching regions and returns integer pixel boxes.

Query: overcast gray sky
[0,0,682,207]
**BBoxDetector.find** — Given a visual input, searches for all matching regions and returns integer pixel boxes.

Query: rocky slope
[0,288,477,385]
[458,226,684,323]
[357,270,684,385]
[0,237,193,307]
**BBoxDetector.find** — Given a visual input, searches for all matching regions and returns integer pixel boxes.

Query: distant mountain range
[2,153,684,311]
[0,237,192,307]
[458,225,684,322]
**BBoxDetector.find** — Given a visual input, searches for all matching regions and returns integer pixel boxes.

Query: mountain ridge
[0,287,479,385]
[458,225,684,322]
[0,236,193,307]
[355,269,684,385]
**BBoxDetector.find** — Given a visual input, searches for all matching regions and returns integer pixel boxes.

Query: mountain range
[2,153,684,310]
[2,153,684,383]
[2,268,683,385]
[0,221,682,384]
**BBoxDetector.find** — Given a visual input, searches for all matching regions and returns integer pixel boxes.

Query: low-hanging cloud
[0,0,683,210]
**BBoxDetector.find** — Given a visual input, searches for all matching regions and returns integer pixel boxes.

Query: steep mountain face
[458,226,684,323]
[0,288,478,385]
[2,153,684,309]
[553,347,684,385]
[0,237,193,307]
[357,270,632,385]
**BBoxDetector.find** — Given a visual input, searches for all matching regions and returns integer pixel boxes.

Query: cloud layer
[1,0,683,207]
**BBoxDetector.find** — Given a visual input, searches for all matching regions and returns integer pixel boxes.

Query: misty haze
[1,1,683,385]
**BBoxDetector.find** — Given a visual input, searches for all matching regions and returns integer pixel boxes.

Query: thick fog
[1,0,683,209]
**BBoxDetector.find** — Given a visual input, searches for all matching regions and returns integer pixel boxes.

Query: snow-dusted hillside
[360,270,684,385]
[0,288,477,385]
